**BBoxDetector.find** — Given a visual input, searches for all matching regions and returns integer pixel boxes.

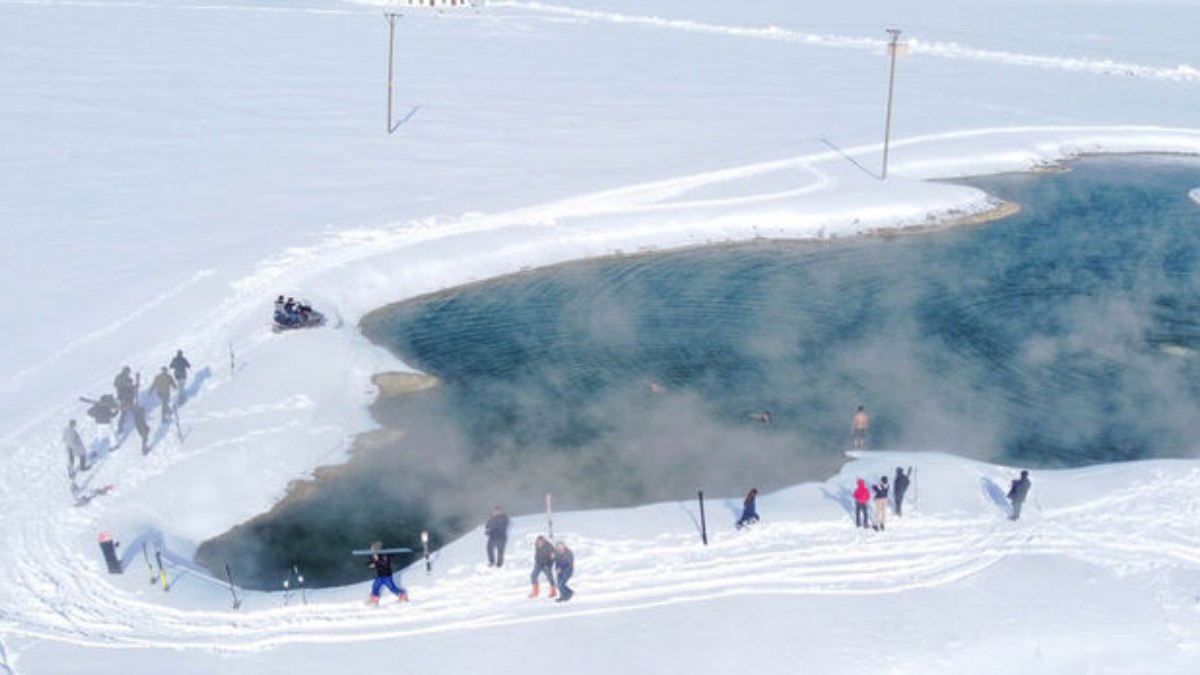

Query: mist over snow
[2,0,1200,672]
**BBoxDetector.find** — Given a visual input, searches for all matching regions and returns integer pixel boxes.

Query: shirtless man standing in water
[852,406,869,450]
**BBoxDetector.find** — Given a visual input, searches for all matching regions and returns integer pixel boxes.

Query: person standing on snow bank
[853,479,871,529]
[169,350,191,403]
[63,419,89,478]
[133,404,151,454]
[1007,470,1032,520]
[553,541,575,602]
[893,467,912,516]
[872,476,889,531]
[150,367,176,421]
[529,535,556,599]
[736,488,760,529]
[366,542,408,605]
[485,505,510,568]
[852,405,870,450]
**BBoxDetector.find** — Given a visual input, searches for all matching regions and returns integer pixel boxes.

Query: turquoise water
[201,155,1200,588]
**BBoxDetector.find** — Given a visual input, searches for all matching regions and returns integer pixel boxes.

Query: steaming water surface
[200,155,1200,588]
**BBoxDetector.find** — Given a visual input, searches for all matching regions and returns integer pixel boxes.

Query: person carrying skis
[366,541,408,605]
[852,405,869,450]
[85,394,120,447]
[63,419,89,478]
[1007,470,1032,520]
[169,350,191,403]
[736,487,760,529]
[553,541,575,602]
[485,505,510,568]
[893,467,912,517]
[872,476,889,531]
[150,367,176,420]
[529,535,556,598]
[853,479,871,529]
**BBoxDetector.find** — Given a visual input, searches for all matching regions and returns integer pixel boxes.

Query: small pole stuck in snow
[881,27,905,180]
[698,490,708,546]
[385,11,401,134]
[545,493,554,540]
[421,531,431,574]
[229,342,235,378]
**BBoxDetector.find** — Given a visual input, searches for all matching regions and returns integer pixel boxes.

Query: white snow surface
[3,0,1200,672]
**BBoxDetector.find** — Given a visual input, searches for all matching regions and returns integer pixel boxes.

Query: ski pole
[155,550,168,591]
[142,543,156,585]
[698,490,708,546]
[294,564,307,605]
[421,531,431,574]
[224,561,241,610]
[545,493,554,540]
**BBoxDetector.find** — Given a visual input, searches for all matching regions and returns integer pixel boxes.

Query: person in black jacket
[529,536,556,599]
[169,350,191,403]
[893,467,912,517]
[485,505,510,568]
[366,541,408,605]
[871,476,889,531]
[554,541,575,602]
[1007,470,1032,520]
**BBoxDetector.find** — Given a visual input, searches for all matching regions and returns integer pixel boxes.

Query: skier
[150,367,176,420]
[169,350,191,403]
[893,466,913,517]
[1007,470,1032,520]
[553,541,575,602]
[63,419,89,478]
[735,487,759,529]
[113,366,137,432]
[852,405,869,450]
[872,476,889,531]
[365,541,408,605]
[85,394,120,447]
[853,478,871,529]
[484,505,510,568]
[529,535,556,599]
[133,404,151,454]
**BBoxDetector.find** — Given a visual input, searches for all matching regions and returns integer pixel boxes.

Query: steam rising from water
[200,155,1200,589]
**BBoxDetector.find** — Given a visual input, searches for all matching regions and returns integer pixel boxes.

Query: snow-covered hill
[3,0,1200,672]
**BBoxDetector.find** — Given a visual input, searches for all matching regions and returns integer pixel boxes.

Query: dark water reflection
[201,155,1200,588]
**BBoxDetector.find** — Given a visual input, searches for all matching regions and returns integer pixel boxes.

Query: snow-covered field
[2,0,1200,672]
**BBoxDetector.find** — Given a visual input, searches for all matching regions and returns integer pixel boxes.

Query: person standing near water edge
[485,505,509,568]
[366,542,408,605]
[1007,470,1032,520]
[893,467,912,516]
[872,476,889,531]
[852,406,869,450]
[553,541,575,602]
[853,479,871,529]
[529,535,556,598]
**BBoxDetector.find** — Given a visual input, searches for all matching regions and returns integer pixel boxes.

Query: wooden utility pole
[881,28,904,179]
[385,11,401,134]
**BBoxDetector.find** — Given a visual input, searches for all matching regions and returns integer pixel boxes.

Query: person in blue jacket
[366,541,408,605]
[554,541,575,603]
[736,487,760,529]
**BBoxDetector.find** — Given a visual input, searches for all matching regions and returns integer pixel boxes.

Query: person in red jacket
[853,479,871,529]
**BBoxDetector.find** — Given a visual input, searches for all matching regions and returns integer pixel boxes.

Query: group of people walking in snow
[484,506,575,603]
[64,349,192,485]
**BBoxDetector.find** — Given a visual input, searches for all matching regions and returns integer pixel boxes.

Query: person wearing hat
[1007,470,1032,520]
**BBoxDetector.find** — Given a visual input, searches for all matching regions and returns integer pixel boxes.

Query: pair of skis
[140,543,241,609]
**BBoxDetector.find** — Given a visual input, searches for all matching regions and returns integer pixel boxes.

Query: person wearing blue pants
[554,542,575,602]
[736,488,760,529]
[367,542,407,605]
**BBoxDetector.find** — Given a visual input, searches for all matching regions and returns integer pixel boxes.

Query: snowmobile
[273,303,326,332]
